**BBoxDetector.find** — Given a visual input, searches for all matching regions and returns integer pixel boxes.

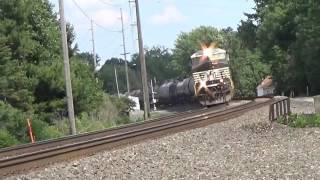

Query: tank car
[191,47,234,106]
[176,78,195,98]
[157,81,177,103]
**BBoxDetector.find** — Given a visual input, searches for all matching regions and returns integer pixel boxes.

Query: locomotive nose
[200,55,208,62]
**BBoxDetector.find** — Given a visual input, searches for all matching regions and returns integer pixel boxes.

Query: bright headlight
[200,80,206,88]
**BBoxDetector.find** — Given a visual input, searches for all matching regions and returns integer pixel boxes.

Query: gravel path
[7,99,320,180]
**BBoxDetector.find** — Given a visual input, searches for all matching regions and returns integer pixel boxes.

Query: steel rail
[0,99,274,176]
[0,103,228,158]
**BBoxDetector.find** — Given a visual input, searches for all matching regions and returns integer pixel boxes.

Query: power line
[71,0,90,19]
[98,0,122,7]
[94,22,120,33]
[70,0,130,68]
[71,0,120,32]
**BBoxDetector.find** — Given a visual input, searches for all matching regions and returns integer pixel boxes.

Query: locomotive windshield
[191,48,229,72]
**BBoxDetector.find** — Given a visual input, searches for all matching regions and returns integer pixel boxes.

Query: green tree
[76,52,101,69]
[66,23,79,57]
[130,46,178,83]
[293,0,320,94]
[222,29,269,98]
[98,58,140,94]
[172,26,225,75]
[239,0,320,95]
[0,0,104,139]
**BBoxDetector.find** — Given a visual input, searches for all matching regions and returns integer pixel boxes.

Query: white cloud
[150,5,186,25]
[92,9,121,27]
[63,0,130,28]
[67,0,120,9]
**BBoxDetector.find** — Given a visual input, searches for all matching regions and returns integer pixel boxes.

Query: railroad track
[0,103,228,158]
[0,98,275,177]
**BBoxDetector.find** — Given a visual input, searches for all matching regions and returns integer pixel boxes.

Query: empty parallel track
[0,98,275,177]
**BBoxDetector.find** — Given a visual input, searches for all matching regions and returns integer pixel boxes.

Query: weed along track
[0,98,275,177]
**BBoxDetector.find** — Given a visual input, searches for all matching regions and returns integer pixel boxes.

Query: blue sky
[49,0,255,68]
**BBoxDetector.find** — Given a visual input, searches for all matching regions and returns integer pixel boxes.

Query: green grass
[278,114,320,128]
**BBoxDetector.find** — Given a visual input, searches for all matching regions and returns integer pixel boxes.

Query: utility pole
[128,1,138,52]
[120,8,130,94]
[58,0,76,135]
[134,0,150,119]
[114,66,120,98]
[90,19,97,70]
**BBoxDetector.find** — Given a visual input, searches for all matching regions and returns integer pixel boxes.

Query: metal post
[279,101,283,116]
[135,0,150,119]
[120,8,130,94]
[114,66,120,98]
[271,104,275,121]
[283,99,288,115]
[59,0,76,135]
[150,79,157,111]
[90,19,97,70]
[269,104,273,121]
[287,98,291,114]
[276,103,279,119]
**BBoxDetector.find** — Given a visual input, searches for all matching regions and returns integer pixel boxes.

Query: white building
[257,76,275,97]
[128,96,140,111]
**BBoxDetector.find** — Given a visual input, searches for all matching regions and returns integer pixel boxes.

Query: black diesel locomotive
[191,47,234,106]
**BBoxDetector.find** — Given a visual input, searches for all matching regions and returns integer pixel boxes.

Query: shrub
[290,114,320,128]
[0,129,19,148]
[278,114,320,128]
[0,101,34,143]
[39,126,64,140]
[115,116,132,126]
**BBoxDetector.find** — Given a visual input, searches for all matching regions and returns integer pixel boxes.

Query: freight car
[156,78,195,104]
[128,78,195,106]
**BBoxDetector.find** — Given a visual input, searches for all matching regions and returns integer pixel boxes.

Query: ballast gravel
[7,98,320,180]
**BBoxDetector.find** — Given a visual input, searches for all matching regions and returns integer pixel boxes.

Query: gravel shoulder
[291,97,315,114]
[7,98,320,180]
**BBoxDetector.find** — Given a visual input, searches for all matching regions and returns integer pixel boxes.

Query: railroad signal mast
[150,79,157,111]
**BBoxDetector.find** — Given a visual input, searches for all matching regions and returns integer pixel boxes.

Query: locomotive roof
[190,48,226,59]
[257,75,273,89]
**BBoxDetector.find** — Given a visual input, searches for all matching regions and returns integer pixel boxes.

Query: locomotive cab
[191,48,234,106]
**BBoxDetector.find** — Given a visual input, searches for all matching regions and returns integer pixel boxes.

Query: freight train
[129,45,234,106]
